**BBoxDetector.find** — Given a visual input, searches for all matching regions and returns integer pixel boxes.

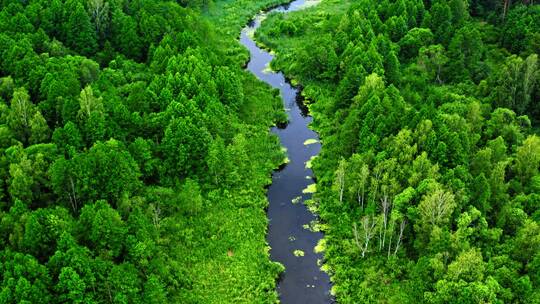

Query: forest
[0,0,539,302]
[0,0,296,302]
[257,0,540,302]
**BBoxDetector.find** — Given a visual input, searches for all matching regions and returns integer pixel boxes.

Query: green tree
[77,86,106,146]
[87,0,110,41]
[493,54,538,115]
[8,155,34,203]
[50,139,142,210]
[418,44,448,84]
[66,3,97,56]
[161,116,211,181]
[515,135,540,185]
[29,112,50,145]
[7,88,36,145]
[110,9,142,60]
[143,275,167,304]
[78,200,127,258]
[398,27,434,62]
[56,267,86,303]
[418,188,456,227]
[428,0,453,45]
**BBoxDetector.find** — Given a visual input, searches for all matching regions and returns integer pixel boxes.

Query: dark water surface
[240,1,333,303]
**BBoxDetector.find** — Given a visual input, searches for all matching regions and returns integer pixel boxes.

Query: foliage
[0,0,289,302]
[257,0,540,302]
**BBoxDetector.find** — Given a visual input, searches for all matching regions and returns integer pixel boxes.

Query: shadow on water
[240,1,333,303]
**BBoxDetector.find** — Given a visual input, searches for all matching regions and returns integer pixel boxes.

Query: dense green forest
[0,0,297,302]
[257,0,540,302]
[1,0,539,302]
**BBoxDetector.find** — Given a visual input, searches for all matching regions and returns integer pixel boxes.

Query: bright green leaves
[0,250,52,304]
[255,0,540,302]
[57,267,86,304]
[77,86,103,119]
[78,200,127,259]
[418,44,448,84]
[110,9,142,60]
[66,3,97,57]
[8,155,34,204]
[447,249,485,282]
[294,34,339,80]
[161,116,211,182]
[23,207,73,260]
[77,85,105,146]
[142,275,168,304]
[50,139,141,212]
[7,88,50,145]
[490,54,539,116]
[515,135,540,186]
[399,27,434,62]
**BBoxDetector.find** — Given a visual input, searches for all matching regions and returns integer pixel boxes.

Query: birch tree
[348,154,370,209]
[8,88,36,144]
[88,0,110,37]
[393,218,406,256]
[418,188,456,227]
[353,215,378,258]
[334,158,348,203]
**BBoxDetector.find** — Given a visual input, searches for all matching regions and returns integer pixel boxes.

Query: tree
[512,219,540,264]
[8,155,34,203]
[447,25,484,82]
[56,267,86,303]
[449,0,469,27]
[78,200,127,258]
[87,0,110,40]
[161,116,211,181]
[50,139,142,210]
[128,138,157,183]
[447,249,485,282]
[418,188,456,227]
[206,136,227,185]
[425,249,498,304]
[0,251,53,303]
[22,207,74,260]
[29,112,50,145]
[7,88,36,145]
[78,85,103,119]
[418,44,448,84]
[353,215,378,258]
[348,154,370,209]
[106,263,142,303]
[334,158,348,203]
[110,9,142,60]
[79,58,100,86]
[178,178,203,215]
[0,76,15,101]
[493,54,538,115]
[143,275,167,304]
[428,0,453,45]
[77,86,106,146]
[515,135,540,185]
[52,122,84,157]
[393,217,406,256]
[471,173,491,215]
[399,27,434,62]
[66,3,98,56]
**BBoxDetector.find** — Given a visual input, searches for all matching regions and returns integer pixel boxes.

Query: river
[240,1,333,303]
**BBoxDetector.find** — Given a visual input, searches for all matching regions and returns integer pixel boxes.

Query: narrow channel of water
[240,1,332,303]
